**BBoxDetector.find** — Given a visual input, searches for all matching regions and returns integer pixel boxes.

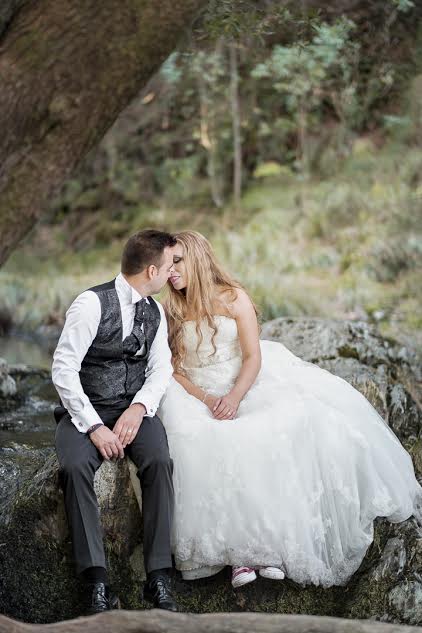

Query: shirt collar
[116,272,150,305]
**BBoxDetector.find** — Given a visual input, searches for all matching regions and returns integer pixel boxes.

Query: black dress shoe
[86,582,120,615]
[143,574,178,612]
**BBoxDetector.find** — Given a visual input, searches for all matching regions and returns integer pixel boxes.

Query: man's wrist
[86,423,104,436]
[131,403,147,418]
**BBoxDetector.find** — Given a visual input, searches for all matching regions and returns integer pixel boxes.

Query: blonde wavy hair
[165,231,251,373]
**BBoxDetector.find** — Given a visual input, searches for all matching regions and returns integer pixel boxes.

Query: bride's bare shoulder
[218,287,255,318]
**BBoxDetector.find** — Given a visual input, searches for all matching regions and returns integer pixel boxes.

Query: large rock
[0,452,145,623]
[261,318,422,443]
[0,319,421,624]
[0,357,16,399]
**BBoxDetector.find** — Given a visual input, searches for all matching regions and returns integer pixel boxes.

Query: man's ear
[146,264,157,279]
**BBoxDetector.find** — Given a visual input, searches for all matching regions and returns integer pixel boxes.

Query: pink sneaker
[231,566,257,588]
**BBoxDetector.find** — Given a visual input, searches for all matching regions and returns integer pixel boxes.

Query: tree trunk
[229,41,242,213]
[0,611,420,633]
[0,610,421,633]
[0,0,208,266]
[297,99,309,215]
[196,40,225,209]
[197,58,224,209]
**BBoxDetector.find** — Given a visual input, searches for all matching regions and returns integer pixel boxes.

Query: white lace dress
[158,316,422,587]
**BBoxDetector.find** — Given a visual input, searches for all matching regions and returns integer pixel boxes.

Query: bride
[158,230,422,588]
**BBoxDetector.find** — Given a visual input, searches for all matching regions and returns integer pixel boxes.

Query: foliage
[1,0,421,351]
[2,140,421,352]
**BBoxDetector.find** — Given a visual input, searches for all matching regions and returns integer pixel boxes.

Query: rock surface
[0,319,421,624]
[261,318,422,442]
[0,357,16,398]
[0,453,145,623]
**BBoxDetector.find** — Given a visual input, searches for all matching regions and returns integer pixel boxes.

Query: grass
[1,138,421,352]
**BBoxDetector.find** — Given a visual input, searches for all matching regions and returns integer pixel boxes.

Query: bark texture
[0,0,208,265]
[0,611,421,633]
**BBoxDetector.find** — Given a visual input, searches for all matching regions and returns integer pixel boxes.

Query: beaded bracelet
[201,391,209,404]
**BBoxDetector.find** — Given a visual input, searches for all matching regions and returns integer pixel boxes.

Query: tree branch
[0,0,208,265]
[0,611,421,633]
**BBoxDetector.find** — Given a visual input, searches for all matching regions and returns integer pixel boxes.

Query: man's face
[150,246,175,293]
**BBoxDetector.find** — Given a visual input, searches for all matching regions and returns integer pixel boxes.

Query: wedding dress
[158,315,422,587]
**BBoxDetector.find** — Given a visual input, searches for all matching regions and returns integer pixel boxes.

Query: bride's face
[169,243,188,290]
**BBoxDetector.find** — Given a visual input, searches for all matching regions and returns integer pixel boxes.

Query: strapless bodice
[183,315,242,368]
[181,316,242,395]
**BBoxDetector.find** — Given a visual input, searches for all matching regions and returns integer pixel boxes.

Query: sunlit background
[1,1,421,364]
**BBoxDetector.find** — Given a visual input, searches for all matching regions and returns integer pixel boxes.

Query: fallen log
[0,611,421,633]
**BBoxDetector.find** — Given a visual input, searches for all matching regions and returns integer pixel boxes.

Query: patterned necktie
[135,297,147,321]
[123,298,146,356]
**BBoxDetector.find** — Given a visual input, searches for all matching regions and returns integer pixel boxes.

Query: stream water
[0,335,56,450]
[0,334,53,370]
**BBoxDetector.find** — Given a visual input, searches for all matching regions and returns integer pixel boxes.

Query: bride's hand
[204,394,220,415]
[213,394,240,420]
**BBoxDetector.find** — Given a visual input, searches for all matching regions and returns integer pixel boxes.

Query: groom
[52,229,178,614]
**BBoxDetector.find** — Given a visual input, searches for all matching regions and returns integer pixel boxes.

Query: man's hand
[113,403,146,448]
[90,425,124,461]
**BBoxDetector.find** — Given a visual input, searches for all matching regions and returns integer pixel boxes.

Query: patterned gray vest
[79,279,161,417]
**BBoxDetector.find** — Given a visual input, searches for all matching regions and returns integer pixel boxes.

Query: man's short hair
[121,229,176,275]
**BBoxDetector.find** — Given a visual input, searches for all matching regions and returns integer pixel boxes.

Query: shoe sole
[86,595,120,616]
[142,591,178,611]
[259,569,285,580]
[232,571,257,588]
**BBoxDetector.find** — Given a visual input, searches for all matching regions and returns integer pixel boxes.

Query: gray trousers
[55,411,174,575]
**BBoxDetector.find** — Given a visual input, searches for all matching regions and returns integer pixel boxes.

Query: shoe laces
[153,576,173,600]
[232,566,254,577]
[91,583,109,609]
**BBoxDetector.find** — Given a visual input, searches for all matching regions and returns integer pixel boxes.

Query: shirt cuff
[70,403,103,433]
[131,391,156,418]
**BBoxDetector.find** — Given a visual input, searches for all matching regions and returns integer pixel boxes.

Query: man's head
[121,229,177,295]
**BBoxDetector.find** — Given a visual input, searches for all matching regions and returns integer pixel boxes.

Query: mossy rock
[261,318,421,443]
[0,318,421,624]
[0,453,146,623]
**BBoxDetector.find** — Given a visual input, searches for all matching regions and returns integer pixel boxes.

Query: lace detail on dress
[181,317,243,396]
[158,316,422,587]
[183,316,241,368]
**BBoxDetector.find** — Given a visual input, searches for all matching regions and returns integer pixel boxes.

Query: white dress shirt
[52,273,173,433]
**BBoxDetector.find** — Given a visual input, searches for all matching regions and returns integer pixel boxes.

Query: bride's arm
[173,373,205,401]
[173,372,219,412]
[214,288,261,420]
